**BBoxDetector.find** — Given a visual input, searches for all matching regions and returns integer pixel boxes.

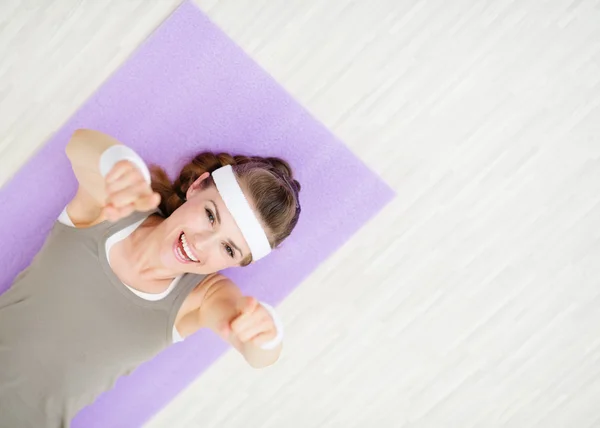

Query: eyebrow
[210,199,244,258]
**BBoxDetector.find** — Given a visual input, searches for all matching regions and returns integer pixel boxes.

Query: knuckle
[113,193,133,206]
[117,160,133,169]
[136,181,150,193]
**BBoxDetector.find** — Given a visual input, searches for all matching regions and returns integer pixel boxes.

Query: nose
[188,231,220,261]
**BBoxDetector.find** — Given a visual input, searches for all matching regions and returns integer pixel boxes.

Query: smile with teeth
[175,232,200,263]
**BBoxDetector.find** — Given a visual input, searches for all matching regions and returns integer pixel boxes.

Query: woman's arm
[177,275,283,368]
[64,129,122,226]
[64,129,159,226]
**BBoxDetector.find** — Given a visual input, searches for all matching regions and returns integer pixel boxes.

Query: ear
[186,172,211,200]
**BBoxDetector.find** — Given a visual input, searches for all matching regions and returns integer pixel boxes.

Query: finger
[103,203,135,222]
[229,313,248,335]
[102,205,119,222]
[250,330,279,348]
[104,160,138,184]
[216,321,231,340]
[230,308,263,336]
[103,205,118,222]
[107,181,153,208]
[235,323,267,343]
[236,296,259,315]
[105,167,146,194]
[231,298,265,334]
[113,203,136,220]
[230,301,257,332]
[232,316,272,343]
[133,192,161,211]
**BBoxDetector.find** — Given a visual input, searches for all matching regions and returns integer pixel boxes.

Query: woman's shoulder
[189,273,231,300]
[175,273,236,338]
[179,273,239,315]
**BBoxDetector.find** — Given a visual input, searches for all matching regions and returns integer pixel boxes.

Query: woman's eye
[206,209,215,225]
[225,245,234,258]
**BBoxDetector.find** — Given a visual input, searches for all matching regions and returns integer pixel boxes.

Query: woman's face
[157,173,254,274]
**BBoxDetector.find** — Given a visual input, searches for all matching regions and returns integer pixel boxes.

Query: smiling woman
[150,151,301,270]
[0,129,302,428]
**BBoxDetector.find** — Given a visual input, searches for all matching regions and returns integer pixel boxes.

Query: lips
[173,232,200,264]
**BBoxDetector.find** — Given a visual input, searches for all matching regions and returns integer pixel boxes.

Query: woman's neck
[123,214,181,282]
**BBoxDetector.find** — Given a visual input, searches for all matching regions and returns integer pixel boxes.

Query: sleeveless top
[0,212,205,428]
[60,210,185,342]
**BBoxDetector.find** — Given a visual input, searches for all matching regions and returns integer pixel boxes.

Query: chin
[192,265,218,275]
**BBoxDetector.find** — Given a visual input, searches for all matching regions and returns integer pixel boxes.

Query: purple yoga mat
[0,2,393,427]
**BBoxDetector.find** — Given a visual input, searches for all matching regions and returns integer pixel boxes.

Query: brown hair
[150,152,301,265]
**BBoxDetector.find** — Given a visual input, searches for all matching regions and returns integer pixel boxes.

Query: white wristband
[99,145,151,184]
[258,302,284,350]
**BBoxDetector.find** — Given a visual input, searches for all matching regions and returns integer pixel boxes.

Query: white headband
[212,165,271,261]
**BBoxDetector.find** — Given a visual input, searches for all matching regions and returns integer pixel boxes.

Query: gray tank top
[0,211,205,428]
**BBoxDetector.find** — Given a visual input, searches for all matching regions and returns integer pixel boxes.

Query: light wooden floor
[2,1,600,427]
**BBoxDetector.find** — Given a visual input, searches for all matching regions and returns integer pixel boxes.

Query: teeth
[180,233,199,262]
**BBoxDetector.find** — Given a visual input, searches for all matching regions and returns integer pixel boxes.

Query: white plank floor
[2,1,600,427]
